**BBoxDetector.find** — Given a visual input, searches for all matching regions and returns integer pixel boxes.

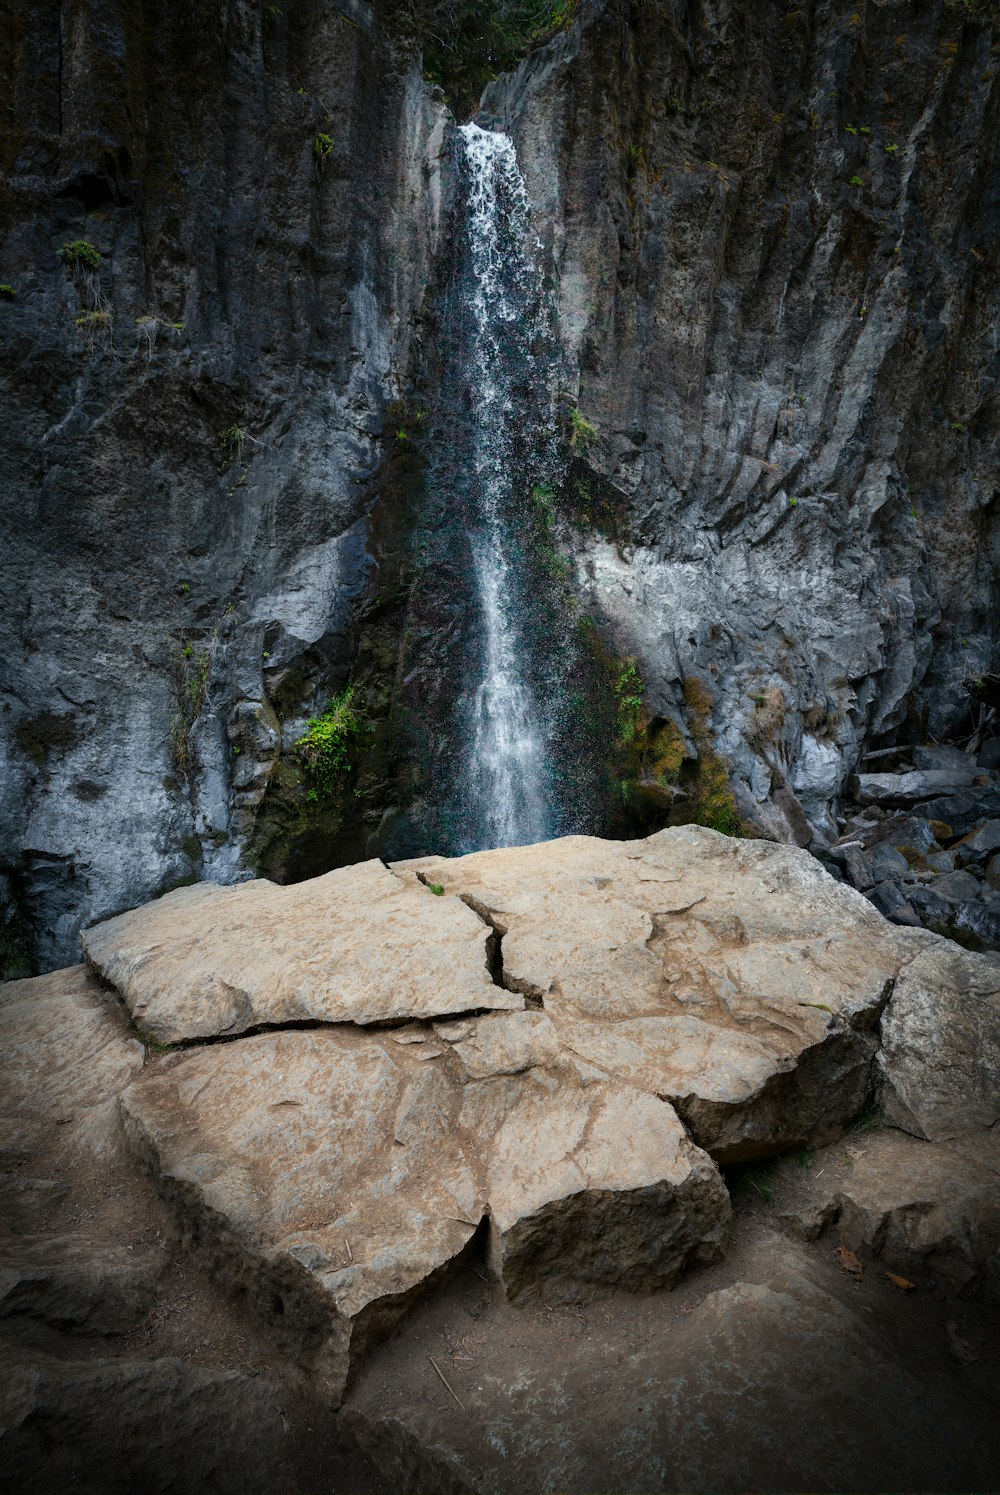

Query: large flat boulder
[399,827,908,1160]
[877,941,1000,1139]
[81,859,520,1043]
[120,1018,730,1398]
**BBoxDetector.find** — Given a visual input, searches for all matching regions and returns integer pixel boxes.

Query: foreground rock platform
[121,1020,731,1398]
[400,827,916,1160]
[6,827,1000,1488]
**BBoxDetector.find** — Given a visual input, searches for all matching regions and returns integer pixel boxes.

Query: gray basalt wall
[2,0,998,967]
[0,0,447,966]
[484,0,1000,842]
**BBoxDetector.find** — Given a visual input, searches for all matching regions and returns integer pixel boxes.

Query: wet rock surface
[3,829,1000,1490]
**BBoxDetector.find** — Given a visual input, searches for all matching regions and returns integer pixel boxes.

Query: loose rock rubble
[825,742,1000,950]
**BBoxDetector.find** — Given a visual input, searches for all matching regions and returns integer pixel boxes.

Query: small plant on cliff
[295,686,365,797]
[0,284,15,300]
[218,423,251,468]
[171,639,212,776]
[615,659,645,744]
[216,424,246,463]
[58,239,101,270]
[314,132,334,166]
[569,406,598,449]
[532,482,557,531]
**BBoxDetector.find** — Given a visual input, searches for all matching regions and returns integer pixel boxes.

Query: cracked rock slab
[120,1018,729,1398]
[121,1027,480,1400]
[82,858,521,1043]
[399,827,910,1160]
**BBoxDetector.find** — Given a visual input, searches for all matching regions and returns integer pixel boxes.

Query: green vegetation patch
[295,685,366,799]
[418,0,578,117]
[615,659,645,744]
[58,239,101,270]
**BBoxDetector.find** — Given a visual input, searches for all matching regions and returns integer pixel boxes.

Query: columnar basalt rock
[482,0,1000,846]
[4,2,999,968]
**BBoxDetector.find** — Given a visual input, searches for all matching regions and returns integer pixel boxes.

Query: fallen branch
[428,1354,465,1411]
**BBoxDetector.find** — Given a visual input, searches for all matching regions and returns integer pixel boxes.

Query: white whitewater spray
[457,122,555,849]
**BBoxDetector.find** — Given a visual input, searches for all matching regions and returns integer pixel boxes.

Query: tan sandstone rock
[474,1067,729,1303]
[121,1026,480,1399]
[400,826,907,1159]
[81,858,521,1043]
[120,1019,730,1397]
[0,966,145,1170]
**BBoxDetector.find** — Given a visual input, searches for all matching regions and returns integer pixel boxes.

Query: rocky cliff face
[486,0,1000,844]
[0,0,450,967]
[2,0,999,969]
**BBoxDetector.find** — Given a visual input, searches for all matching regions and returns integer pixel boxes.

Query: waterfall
[384,121,606,863]
[454,122,557,850]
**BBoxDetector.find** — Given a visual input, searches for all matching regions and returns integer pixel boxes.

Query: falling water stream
[455,122,556,849]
